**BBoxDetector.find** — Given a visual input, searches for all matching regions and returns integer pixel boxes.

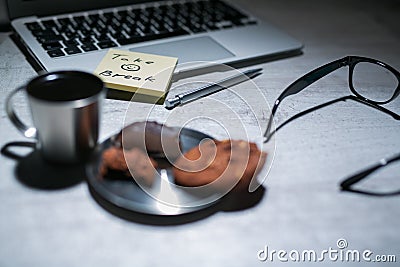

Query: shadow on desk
[1,141,84,190]
[2,141,266,225]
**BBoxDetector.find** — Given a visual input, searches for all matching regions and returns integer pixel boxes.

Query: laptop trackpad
[130,36,235,63]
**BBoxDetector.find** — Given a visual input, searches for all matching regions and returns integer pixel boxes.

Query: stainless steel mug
[6,71,105,164]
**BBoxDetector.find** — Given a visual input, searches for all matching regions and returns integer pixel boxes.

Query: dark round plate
[86,127,222,216]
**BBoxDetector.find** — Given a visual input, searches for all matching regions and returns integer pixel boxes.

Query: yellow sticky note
[94,49,178,98]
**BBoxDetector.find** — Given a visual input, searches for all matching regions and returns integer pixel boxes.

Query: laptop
[6,0,302,75]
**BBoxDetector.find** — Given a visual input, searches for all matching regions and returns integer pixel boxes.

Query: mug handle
[5,86,37,139]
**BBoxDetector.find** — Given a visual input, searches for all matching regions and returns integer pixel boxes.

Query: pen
[164,68,262,110]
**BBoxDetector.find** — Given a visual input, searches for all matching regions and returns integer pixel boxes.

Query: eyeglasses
[263,56,400,195]
[340,153,400,196]
[263,56,400,143]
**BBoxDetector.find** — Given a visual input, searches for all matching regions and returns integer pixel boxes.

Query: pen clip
[164,68,262,110]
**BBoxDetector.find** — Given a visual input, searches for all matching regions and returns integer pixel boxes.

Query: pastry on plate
[173,139,266,192]
[114,121,181,160]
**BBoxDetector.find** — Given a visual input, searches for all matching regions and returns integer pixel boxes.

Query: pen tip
[164,97,180,110]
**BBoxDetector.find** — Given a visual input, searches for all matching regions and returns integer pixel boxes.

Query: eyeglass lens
[352,62,398,102]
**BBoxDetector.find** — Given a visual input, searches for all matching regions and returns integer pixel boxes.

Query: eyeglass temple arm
[264,58,349,141]
[264,94,400,143]
[340,153,400,189]
[265,96,352,142]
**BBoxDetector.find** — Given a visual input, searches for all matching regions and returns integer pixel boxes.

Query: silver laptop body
[9,0,302,75]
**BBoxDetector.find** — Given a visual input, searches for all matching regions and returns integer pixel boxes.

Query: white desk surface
[1,0,399,266]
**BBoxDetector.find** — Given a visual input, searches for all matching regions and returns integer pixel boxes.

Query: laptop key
[57,24,70,32]
[117,10,128,17]
[216,21,233,29]
[81,44,98,52]
[111,32,127,39]
[116,36,142,45]
[190,26,206,33]
[101,12,114,23]
[96,26,109,34]
[47,49,65,58]
[102,12,114,19]
[97,40,117,49]
[231,20,245,26]
[123,24,141,35]
[31,29,56,37]
[65,31,79,39]
[41,19,57,29]
[57,18,72,25]
[96,34,111,42]
[246,20,258,25]
[64,45,82,55]
[37,35,65,44]
[25,22,43,31]
[79,29,92,36]
[42,41,63,50]
[63,39,79,46]
[79,37,94,43]
[88,14,100,21]
[72,16,85,24]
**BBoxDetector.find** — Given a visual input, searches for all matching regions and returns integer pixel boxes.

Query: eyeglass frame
[263,55,400,143]
[340,152,400,196]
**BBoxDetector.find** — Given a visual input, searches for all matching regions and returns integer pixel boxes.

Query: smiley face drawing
[121,63,141,71]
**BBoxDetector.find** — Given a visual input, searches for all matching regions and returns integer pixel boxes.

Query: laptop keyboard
[23,0,257,58]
